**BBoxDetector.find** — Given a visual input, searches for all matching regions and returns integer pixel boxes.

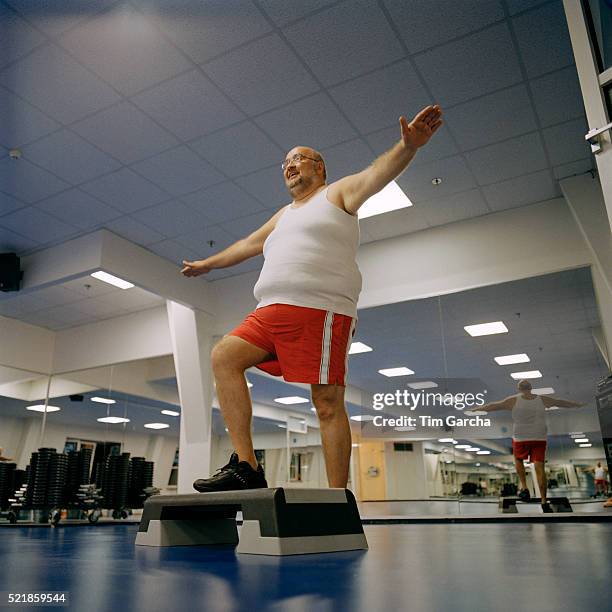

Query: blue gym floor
[1,523,611,612]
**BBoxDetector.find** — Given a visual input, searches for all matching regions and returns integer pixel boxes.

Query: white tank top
[253,187,362,318]
[595,467,605,479]
[512,394,547,441]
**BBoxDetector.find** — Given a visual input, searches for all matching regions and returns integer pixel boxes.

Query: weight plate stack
[0,462,16,510]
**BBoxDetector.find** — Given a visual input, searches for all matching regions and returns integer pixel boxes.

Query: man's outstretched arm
[539,396,586,409]
[479,396,516,412]
[329,105,443,215]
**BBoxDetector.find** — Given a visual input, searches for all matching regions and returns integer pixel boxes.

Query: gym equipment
[136,488,368,556]
[499,496,573,513]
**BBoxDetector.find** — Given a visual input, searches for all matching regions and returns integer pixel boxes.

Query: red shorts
[228,304,356,385]
[513,439,547,462]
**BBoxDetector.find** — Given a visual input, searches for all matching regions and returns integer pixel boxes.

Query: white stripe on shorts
[343,318,357,385]
[319,311,334,384]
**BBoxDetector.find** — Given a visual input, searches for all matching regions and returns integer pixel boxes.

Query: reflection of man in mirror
[591,461,609,496]
[479,380,585,512]
[0,447,14,462]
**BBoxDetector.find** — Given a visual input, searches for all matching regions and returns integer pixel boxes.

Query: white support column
[145,434,173,490]
[166,301,215,494]
[15,418,43,470]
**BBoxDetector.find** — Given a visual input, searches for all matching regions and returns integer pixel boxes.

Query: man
[181,105,443,492]
[479,380,584,511]
[591,461,608,496]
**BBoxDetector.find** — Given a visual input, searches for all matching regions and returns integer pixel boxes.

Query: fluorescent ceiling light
[378,367,415,377]
[26,404,60,413]
[511,370,542,380]
[91,397,116,405]
[579,443,592,447]
[476,450,491,455]
[350,415,375,422]
[464,321,508,337]
[90,271,134,290]
[574,438,589,443]
[277,424,286,429]
[494,354,530,365]
[349,341,373,354]
[455,444,471,449]
[97,416,130,424]
[475,463,481,467]
[274,396,309,405]
[438,438,455,443]
[408,381,438,390]
[144,423,169,430]
[161,410,180,417]
[570,433,585,438]
[545,406,560,411]
[532,387,555,395]
[358,181,412,220]
[465,447,480,452]
[395,426,416,431]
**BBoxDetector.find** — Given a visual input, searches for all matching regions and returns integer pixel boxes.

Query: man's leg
[514,457,528,491]
[534,461,547,504]
[212,336,272,469]
[311,384,351,488]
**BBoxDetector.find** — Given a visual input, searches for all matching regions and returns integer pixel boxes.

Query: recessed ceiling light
[464,321,508,336]
[494,354,530,365]
[475,462,481,467]
[438,438,455,443]
[97,416,130,424]
[408,381,438,389]
[510,370,542,380]
[545,406,560,411]
[144,423,169,429]
[465,447,480,452]
[349,342,373,354]
[91,397,116,404]
[350,415,375,422]
[579,443,592,447]
[357,181,412,220]
[431,177,442,185]
[574,438,589,443]
[161,410,180,417]
[277,424,286,428]
[26,404,60,413]
[476,450,491,455]
[379,367,415,377]
[570,433,585,438]
[455,444,471,449]
[90,271,134,290]
[274,396,309,405]
[532,387,555,395]
[394,426,416,431]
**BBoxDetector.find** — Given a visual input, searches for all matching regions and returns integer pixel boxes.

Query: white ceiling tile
[22,129,121,184]
[131,199,211,238]
[62,277,117,299]
[16,310,63,330]
[444,84,538,151]
[0,43,121,124]
[203,34,320,116]
[365,124,458,167]
[190,121,284,178]
[553,158,593,181]
[217,208,280,240]
[0,192,25,216]
[131,146,225,196]
[530,66,585,128]
[0,3,46,69]
[464,132,548,185]
[181,182,265,225]
[506,0,553,16]
[397,155,478,202]
[0,86,60,148]
[482,169,560,212]
[207,256,263,280]
[80,168,169,213]
[112,287,164,312]
[42,302,95,326]
[25,285,84,309]
[254,92,357,149]
[512,1,574,78]
[6,0,121,38]
[103,215,166,246]
[383,0,505,54]
[319,138,373,183]
[0,206,79,244]
[414,23,523,107]
[329,59,432,134]
[69,295,130,319]
[360,205,430,242]
[131,0,272,64]
[234,165,291,208]
[0,156,70,203]
[147,238,200,265]
[0,226,38,253]
[34,188,120,230]
[59,6,193,97]
[542,117,591,167]
[176,225,237,255]
[72,101,179,165]
[420,189,490,227]
[259,0,337,27]
[131,69,245,141]
[283,0,404,86]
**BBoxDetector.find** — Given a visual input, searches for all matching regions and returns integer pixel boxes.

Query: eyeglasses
[281,153,320,171]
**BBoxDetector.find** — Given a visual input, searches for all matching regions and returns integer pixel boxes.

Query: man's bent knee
[211,336,270,374]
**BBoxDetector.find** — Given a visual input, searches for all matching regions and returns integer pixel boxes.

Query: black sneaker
[518,488,531,502]
[541,502,553,513]
[193,452,268,493]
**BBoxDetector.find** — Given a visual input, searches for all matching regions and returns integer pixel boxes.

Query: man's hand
[181,259,212,277]
[400,105,443,151]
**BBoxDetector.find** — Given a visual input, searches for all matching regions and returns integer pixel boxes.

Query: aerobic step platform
[135,488,368,556]
[499,496,573,513]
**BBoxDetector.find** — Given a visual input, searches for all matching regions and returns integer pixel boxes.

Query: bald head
[282,146,327,199]
[517,380,532,392]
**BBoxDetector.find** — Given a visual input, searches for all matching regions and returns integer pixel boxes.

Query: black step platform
[135,488,368,555]
[499,496,573,513]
